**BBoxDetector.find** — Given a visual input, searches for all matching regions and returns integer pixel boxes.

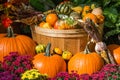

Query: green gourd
[56,1,74,15]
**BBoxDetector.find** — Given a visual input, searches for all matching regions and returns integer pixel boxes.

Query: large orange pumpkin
[68,45,104,75]
[107,44,120,64]
[0,27,36,61]
[32,43,66,78]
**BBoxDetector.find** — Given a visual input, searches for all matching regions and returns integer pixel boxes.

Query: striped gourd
[56,2,73,15]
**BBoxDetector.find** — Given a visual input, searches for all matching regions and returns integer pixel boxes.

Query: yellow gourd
[82,6,91,17]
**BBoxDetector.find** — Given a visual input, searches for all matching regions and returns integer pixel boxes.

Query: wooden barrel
[30,25,102,55]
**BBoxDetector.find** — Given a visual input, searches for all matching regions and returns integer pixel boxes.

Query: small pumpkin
[83,13,98,24]
[46,13,58,26]
[0,27,36,61]
[68,44,104,75]
[32,43,66,78]
[107,44,120,65]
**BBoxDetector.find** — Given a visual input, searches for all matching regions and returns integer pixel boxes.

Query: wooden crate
[30,25,100,55]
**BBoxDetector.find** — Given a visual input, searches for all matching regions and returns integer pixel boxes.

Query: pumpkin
[83,13,98,24]
[68,44,104,75]
[0,27,36,61]
[32,43,66,78]
[107,44,120,65]
[46,13,58,26]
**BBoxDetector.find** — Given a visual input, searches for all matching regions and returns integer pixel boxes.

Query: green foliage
[29,0,56,12]
[102,0,120,39]
[104,7,118,24]
[70,0,101,7]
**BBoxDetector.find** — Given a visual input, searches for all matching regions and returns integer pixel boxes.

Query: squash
[92,7,103,15]
[70,12,81,19]
[96,15,104,24]
[54,19,74,29]
[107,44,120,65]
[92,7,104,24]
[68,44,104,75]
[53,47,62,55]
[46,13,58,26]
[83,13,98,24]
[62,50,72,60]
[55,1,73,15]
[0,27,36,61]
[82,6,91,17]
[71,6,82,14]
[32,43,66,78]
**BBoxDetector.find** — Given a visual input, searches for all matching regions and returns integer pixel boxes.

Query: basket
[30,25,103,55]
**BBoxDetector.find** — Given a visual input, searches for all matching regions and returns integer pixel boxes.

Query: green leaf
[29,0,55,12]
[29,0,44,11]
[103,7,118,23]
[105,29,120,38]
[116,17,120,27]
[70,0,86,5]
[103,0,111,7]
[104,21,115,28]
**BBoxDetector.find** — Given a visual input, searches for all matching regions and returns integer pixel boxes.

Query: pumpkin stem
[45,43,51,56]
[7,26,14,37]
[84,41,91,54]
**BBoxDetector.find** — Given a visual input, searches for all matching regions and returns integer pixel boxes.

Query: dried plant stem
[107,49,117,64]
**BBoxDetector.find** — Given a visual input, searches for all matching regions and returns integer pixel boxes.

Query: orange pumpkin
[0,27,36,61]
[107,44,120,64]
[68,45,104,75]
[32,43,66,78]
[83,13,98,23]
[46,13,58,26]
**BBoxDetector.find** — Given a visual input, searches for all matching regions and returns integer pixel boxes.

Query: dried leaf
[83,18,102,42]
[14,16,38,25]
